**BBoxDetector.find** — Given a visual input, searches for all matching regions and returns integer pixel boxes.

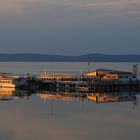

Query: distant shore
[0,53,140,62]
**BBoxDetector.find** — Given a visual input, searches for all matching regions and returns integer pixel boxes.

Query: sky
[0,0,140,55]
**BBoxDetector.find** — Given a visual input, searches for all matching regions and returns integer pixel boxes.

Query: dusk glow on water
[0,92,140,140]
[0,62,140,140]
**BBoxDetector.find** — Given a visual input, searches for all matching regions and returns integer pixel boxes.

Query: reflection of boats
[0,87,15,100]
[87,95,97,101]
[13,90,31,99]
[118,95,136,102]
[38,94,74,101]
[87,93,137,103]
[38,92,80,101]
[0,87,15,94]
[0,75,15,88]
[96,96,118,103]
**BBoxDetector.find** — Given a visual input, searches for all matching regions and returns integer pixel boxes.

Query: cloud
[78,0,140,19]
[0,0,49,15]
[0,1,22,14]
[81,0,140,9]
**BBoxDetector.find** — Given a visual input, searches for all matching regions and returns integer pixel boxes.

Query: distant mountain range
[0,53,140,62]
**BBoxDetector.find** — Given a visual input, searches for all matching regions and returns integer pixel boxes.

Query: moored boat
[0,75,15,88]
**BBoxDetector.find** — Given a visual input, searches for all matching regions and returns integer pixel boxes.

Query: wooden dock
[21,77,140,93]
[89,79,140,92]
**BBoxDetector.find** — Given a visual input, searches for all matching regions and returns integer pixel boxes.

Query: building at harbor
[84,69,136,80]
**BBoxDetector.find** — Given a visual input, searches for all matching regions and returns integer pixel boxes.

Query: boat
[0,75,15,88]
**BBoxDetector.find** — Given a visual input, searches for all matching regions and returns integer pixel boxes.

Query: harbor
[0,64,140,100]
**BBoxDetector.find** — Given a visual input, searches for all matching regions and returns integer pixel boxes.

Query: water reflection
[87,92,137,103]
[0,87,15,100]
[0,87,139,105]
[0,88,140,140]
[14,90,31,100]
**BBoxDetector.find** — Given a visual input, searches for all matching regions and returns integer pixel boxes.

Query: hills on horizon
[0,53,140,62]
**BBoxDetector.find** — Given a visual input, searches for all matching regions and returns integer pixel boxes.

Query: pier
[21,76,140,93]
[89,79,140,92]
[1,67,140,98]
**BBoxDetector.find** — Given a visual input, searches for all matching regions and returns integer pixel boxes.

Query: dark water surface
[0,62,140,140]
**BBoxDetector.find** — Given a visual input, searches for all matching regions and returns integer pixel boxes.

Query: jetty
[0,67,140,103]
[1,65,140,95]
[32,67,140,93]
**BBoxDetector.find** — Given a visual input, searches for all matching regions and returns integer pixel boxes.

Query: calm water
[0,62,139,75]
[0,62,140,140]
